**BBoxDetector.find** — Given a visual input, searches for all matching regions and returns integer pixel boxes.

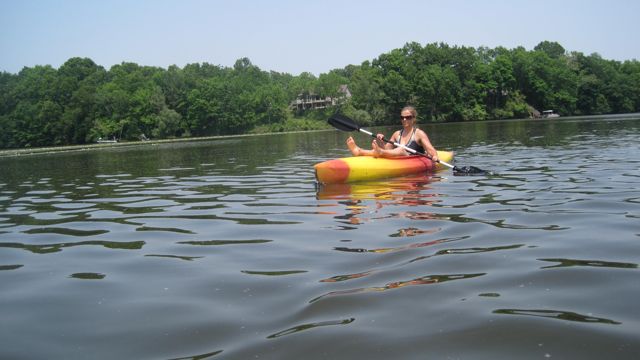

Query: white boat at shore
[542,110,560,118]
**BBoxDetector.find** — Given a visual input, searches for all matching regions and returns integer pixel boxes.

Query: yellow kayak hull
[314,151,454,184]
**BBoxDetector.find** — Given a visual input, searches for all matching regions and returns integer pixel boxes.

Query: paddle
[328,114,491,176]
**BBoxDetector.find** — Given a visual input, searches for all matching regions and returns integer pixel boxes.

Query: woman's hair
[401,106,418,119]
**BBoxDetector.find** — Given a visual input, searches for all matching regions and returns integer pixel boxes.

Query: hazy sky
[2,0,639,75]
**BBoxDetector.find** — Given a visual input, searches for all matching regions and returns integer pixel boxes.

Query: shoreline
[2,112,639,158]
[0,128,333,158]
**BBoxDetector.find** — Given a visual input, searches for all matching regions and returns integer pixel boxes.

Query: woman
[346,106,439,162]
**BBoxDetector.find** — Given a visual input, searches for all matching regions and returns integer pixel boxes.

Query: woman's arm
[376,131,399,150]
[387,131,401,150]
[416,130,439,162]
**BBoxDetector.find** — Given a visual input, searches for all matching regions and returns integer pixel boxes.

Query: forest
[1,41,639,149]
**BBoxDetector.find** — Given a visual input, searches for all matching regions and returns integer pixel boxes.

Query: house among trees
[290,85,351,112]
[541,110,560,118]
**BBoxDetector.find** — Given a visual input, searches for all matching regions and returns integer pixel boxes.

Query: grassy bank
[0,122,332,158]
[250,118,329,134]
[0,117,331,157]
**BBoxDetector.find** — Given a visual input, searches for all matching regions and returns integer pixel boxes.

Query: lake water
[1,115,639,359]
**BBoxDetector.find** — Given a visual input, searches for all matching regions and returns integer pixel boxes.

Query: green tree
[380,70,411,117]
[57,58,107,143]
[511,48,577,115]
[7,65,62,146]
[414,64,460,121]
[347,62,385,124]
[534,41,566,59]
[2,42,640,149]
[317,70,348,100]
[486,54,516,115]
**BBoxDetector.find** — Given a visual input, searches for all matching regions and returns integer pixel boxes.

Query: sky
[1,0,639,75]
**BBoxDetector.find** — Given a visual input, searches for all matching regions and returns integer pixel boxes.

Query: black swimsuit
[394,128,425,155]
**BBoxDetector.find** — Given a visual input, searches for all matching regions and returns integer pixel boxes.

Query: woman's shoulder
[415,128,432,142]
[415,128,429,137]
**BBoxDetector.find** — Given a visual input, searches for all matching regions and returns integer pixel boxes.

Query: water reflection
[267,318,355,339]
[405,244,524,266]
[0,240,145,254]
[241,270,308,276]
[311,273,486,303]
[333,238,454,254]
[23,227,109,236]
[0,264,23,271]
[538,258,638,269]
[177,239,272,246]
[317,172,571,231]
[69,272,106,280]
[317,174,444,229]
[316,174,436,200]
[168,349,224,360]
[493,309,621,325]
[323,243,522,283]
[136,226,196,234]
[144,254,203,261]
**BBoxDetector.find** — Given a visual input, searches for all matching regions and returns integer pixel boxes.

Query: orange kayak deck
[314,151,454,184]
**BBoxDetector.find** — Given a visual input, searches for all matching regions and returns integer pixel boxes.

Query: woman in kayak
[346,106,439,162]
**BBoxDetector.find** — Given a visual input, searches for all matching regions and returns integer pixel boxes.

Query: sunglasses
[400,115,414,120]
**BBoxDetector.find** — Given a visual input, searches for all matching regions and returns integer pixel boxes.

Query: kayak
[314,150,454,184]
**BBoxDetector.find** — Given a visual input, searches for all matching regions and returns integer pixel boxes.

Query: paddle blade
[328,114,359,132]
[453,166,493,176]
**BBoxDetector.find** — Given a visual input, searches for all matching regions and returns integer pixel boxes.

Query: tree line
[1,41,639,149]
